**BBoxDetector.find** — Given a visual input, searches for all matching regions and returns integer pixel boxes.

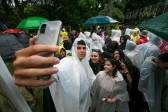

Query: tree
[107,0,113,16]
[125,0,158,11]
[0,0,129,28]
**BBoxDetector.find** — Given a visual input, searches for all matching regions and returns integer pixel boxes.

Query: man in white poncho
[139,52,168,112]
[49,36,96,112]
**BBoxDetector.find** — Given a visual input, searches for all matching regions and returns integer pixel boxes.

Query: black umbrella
[0,33,29,61]
[0,22,7,32]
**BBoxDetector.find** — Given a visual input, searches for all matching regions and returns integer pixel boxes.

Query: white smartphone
[35,21,62,80]
[36,20,62,56]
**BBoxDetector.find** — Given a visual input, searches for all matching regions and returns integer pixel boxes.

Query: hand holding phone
[35,20,62,80]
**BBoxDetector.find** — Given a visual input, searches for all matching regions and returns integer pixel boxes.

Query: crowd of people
[12,26,168,112]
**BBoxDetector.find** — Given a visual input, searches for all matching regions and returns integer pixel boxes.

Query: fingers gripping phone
[36,20,62,56]
[35,21,62,80]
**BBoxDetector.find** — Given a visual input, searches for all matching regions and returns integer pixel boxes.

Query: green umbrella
[84,16,118,26]
[139,12,168,41]
[17,17,48,29]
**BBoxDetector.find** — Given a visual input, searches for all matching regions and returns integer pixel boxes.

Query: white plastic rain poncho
[124,40,143,70]
[135,32,161,66]
[138,56,164,112]
[82,32,93,49]
[91,32,105,52]
[124,40,136,54]
[84,31,91,38]
[110,29,121,44]
[49,37,96,112]
[89,71,129,112]
[124,28,132,36]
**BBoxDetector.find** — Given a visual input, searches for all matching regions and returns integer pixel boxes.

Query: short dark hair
[158,52,168,62]
[92,49,101,53]
[77,40,86,46]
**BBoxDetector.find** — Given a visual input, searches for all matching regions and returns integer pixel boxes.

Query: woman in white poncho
[49,36,95,112]
[89,59,129,112]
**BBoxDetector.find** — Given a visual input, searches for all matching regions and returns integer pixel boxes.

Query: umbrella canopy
[139,12,168,41]
[84,16,118,26]
[3,29,25,34]
[17,17,48,29]
[0,34,25,61]
[0,21,7,32]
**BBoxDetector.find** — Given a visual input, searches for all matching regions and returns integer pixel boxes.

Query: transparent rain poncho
[136,32,161,66]
[124,40,143,70]
[49,37,96,112]
[110,29,121,44]
[90,71,129,112]
[124,28,132,36]
[91,32,105,52]
[138,56,165,112]
[124,40,136,54]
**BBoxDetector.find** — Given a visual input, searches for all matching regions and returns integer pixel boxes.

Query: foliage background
[0,0,160,29]
[0,0,120,28]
